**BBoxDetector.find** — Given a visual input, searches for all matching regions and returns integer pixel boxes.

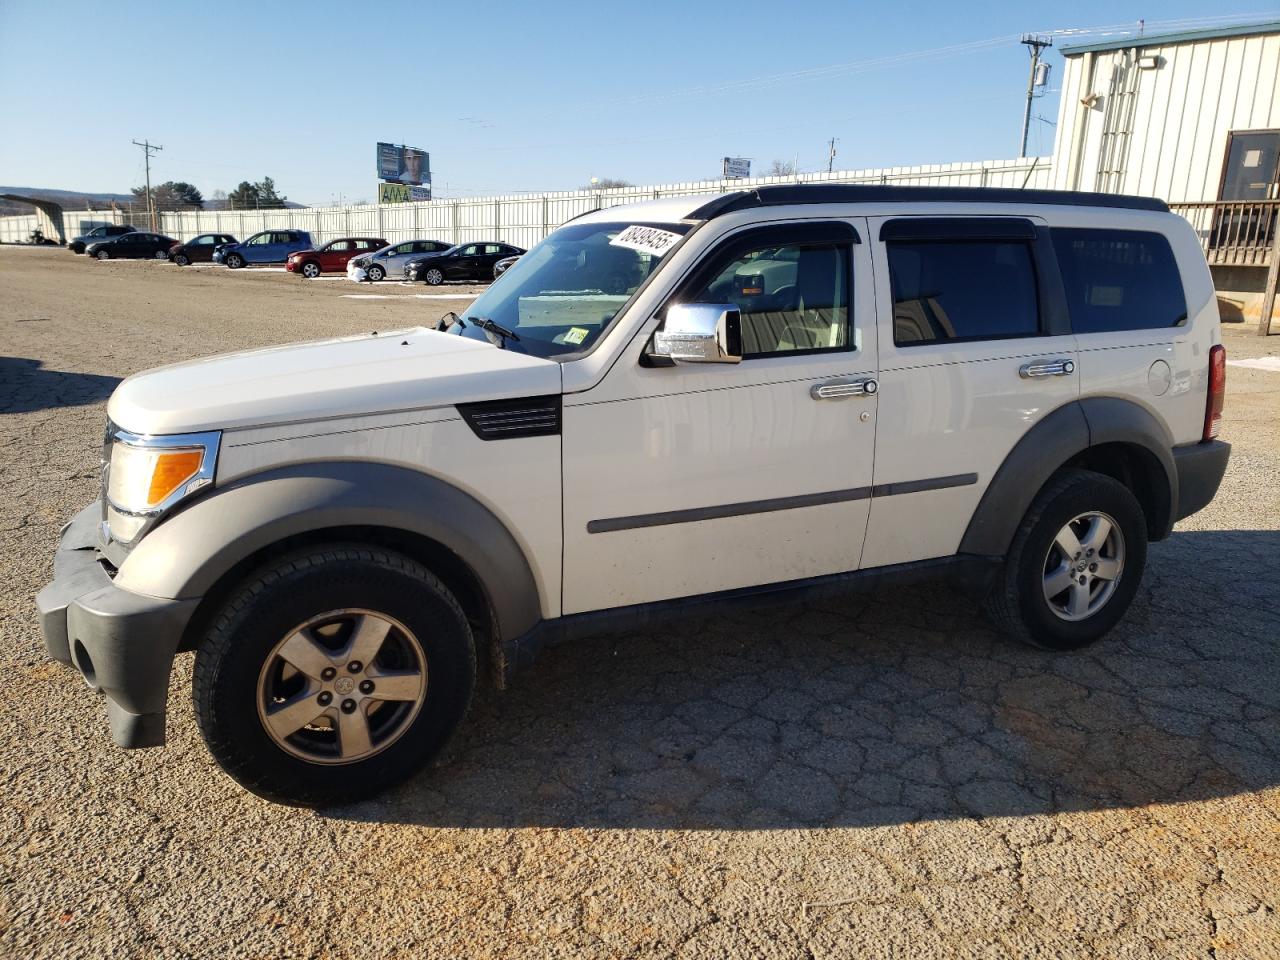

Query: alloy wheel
[1042,511,1125,622]
[303,262,320,279]
[425,268,444,285]
[256,609,428,765]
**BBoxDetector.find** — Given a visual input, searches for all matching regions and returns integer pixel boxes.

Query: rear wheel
[301,260,321,279]
[984,469,1147,650]
[225,253,244,269]
[193,546,476,806]
[423,267,444,286]
[366,264,385,282]
[154,249,170,260]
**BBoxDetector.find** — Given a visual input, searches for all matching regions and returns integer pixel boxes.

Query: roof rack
[688,184,1170,220]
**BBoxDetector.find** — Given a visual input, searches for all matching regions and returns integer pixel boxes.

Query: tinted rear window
[1052,229,1187,334]
[888,240,1040,345]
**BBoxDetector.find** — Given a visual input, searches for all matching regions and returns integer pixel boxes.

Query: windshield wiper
[434,311,464,332]
[468,316,521,346]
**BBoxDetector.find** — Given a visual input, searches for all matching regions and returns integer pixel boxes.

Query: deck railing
[1169,200,1279,267]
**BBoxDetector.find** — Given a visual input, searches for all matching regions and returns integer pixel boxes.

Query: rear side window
[888,241,1040,345]
[1052,229,1187,333]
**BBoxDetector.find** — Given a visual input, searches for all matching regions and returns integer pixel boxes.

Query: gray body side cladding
[116,461,544,651]
[960,398,1179,557]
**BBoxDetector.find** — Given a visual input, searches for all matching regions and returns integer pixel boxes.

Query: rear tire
[193,545,476,806]
[225,253,244,269]
[984,469,1147,651]
[154,249,170,260]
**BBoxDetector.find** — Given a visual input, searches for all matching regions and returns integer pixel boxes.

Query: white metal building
[1050,20,1280,328]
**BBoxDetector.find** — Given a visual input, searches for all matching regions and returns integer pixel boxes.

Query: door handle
[1019,359,1075,379]
[811,378,878,400]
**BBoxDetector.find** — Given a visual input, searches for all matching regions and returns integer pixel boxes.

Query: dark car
[86,232,179,261]
[404,242,526,285]
[68,224,135,254]
[493,254,521,279]
[170,233,238,266]
[287,237,388,278]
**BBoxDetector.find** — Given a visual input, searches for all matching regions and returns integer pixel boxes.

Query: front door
[561,219,878,614]
[862,215,1080,568]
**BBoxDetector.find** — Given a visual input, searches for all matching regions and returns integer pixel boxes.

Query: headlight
[104,428,221,543]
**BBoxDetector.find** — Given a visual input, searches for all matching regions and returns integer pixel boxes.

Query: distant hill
[0,186,135,215]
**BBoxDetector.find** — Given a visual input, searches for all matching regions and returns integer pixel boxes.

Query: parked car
[404,242,526,285]
[287,237,388,279]
[170,233,238,266]
[493,254,521,279]
[37,184,1230,806]
[347,239,452,282]
[86,231,179,261]
[214,230,313,269]
[68,224,135,254]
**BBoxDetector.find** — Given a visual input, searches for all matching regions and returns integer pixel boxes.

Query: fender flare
[114,461,543,645]
[959,398,1177,557]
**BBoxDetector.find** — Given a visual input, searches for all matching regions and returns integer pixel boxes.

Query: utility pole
[132,139,162,231]
[827,137,838,174]
[1019,35,1052,158]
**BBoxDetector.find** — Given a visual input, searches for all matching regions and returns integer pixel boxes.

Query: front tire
[225,253,244,269]
[984,469,1147,651]
[95,249,110,260]
[173,252,190,266]
[193,546,476,806]
[366,264,385,282]
[423,267,444,286]
[301,260,321,279]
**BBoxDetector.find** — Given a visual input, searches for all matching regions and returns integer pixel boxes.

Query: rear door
[863,215,1079,567]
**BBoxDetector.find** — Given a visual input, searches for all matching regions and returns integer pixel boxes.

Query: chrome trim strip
[587,473,979,534]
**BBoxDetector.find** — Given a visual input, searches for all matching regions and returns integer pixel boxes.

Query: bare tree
[768,159,797,176]
[584,177,634,190]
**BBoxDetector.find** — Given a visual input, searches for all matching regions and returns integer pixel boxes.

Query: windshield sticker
[609,225,683,258]
[563,326,590,345]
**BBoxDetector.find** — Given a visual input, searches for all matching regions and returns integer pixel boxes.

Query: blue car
[213,230,312,268]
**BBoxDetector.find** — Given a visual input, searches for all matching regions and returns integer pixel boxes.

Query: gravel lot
[1,245,1277,958]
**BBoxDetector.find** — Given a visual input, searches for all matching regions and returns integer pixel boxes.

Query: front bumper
[35,504,199,749]
[1172,439,1231,523]
[348,265,369,282]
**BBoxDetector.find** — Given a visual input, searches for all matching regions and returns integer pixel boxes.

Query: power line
[1018,35,1053,158]
[131,139,162,231]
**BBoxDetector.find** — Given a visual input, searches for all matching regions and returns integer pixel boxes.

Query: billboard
[378,182,432,204]
[377,143,430,186]
[722,157,751,179]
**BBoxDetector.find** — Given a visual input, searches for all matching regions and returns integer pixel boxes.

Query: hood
[288,248,318,259]
[107,327,561,434]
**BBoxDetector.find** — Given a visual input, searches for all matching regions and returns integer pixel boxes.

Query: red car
[287,237,388,278]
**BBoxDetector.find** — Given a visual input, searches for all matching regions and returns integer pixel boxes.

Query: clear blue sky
[1,1,1277,203]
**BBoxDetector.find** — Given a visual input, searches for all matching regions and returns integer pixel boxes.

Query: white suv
[37,185,1231,805]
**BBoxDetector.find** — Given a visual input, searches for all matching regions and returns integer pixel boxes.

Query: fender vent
[458,395,561,440]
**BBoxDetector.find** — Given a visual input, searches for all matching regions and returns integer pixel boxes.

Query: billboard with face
[377,143,431,186]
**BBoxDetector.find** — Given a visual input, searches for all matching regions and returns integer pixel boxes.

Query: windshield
[446,221,689,358]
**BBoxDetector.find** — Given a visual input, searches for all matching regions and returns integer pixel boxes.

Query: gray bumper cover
[35,504,199,748]
[1171,439,1231,523]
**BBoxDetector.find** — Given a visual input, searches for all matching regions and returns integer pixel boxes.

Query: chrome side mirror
[651,303,742,364]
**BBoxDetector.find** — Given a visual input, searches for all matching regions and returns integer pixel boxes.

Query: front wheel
[95,249,110,260]
[365,264,385,282]
[224,253,244,269]
[423,267,444,286]
[301,261,321,279]
[173,252,190,266]
[984,469,1147,651]
[193,546,476,805]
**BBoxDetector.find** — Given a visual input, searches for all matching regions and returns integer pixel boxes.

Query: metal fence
[0,157,1053,248]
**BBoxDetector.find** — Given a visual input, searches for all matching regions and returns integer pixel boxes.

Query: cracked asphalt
[1,246,1277,958]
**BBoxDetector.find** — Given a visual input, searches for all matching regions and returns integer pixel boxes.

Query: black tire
[193,545,476,806]
[301,260,321,279]
[984,469,1147,651]
[423,267,444,286]
[70,243,85,254]
[225,253,244,269]
[366,263,385,282]
[173,252,190,266]
[95,249,110,260]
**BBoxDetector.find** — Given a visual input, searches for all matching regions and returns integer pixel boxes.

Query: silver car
[347,238,452,282]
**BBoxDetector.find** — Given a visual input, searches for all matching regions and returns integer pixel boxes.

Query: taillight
[1204,343,1225,441]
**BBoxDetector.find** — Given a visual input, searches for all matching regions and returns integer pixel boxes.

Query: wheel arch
[115,461,543,687]
[960,398,1178,558]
